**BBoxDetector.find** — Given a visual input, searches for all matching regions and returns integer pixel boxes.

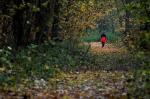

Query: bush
[0,41,97,89]
[126,52,150,98]
[81,30,119,43]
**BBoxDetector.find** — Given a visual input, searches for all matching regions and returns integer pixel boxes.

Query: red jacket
[100,36,106,43]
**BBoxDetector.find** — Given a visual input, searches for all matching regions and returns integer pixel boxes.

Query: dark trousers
[101,42,105,48]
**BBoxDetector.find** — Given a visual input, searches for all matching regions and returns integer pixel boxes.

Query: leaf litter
[0,43,136,99]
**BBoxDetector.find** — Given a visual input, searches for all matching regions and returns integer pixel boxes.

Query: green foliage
[1,0,114,48]
[120,0,150,98]
[139,31,150,50]
[0,40,137,90]
[122,0,150,51]
[81,29,119,43]
[0,41,93,88]
[0,0,149,97]
[0,47,12,67]
[107,33,119,43]
[126,69,150,98]
[0,0,54,48]
[125,51,150,98]
[81,30,100,42]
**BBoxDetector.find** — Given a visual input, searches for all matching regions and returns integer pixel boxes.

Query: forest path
[46,71,130,99]
[0,71,131,99]
[85,42,124,54]
[0,42,134,99]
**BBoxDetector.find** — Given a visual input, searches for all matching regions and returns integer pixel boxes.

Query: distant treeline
[0,0,149,51]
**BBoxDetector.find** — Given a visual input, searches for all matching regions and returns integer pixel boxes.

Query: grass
[0,40,148,98]
[0,41,137,89]
[81,29,120,43]
[0,41,96,89]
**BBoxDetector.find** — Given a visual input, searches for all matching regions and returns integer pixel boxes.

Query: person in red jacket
[100,34,107,48]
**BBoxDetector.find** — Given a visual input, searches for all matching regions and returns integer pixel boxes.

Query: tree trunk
[124,0,132,34]
[12,0,24,47]
[51,0,61,41]
[143,0,150,31]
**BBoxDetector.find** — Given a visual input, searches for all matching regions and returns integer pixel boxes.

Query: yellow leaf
[0,67,6,72]
[44,64,49,70]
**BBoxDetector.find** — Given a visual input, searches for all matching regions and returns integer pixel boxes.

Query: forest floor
[0,42,137,99]
[89,42,123,53]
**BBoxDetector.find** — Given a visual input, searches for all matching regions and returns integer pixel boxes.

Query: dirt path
[0,71,131,99]
[0,42,134,99]
[84,42,125,53]
[47,71,129,99]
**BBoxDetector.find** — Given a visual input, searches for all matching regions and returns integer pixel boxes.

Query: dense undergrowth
[0,41,98,90]
[81,29,119,43]
[0,41,149,98]
[0,42,122,86]
[126,52,150,98]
